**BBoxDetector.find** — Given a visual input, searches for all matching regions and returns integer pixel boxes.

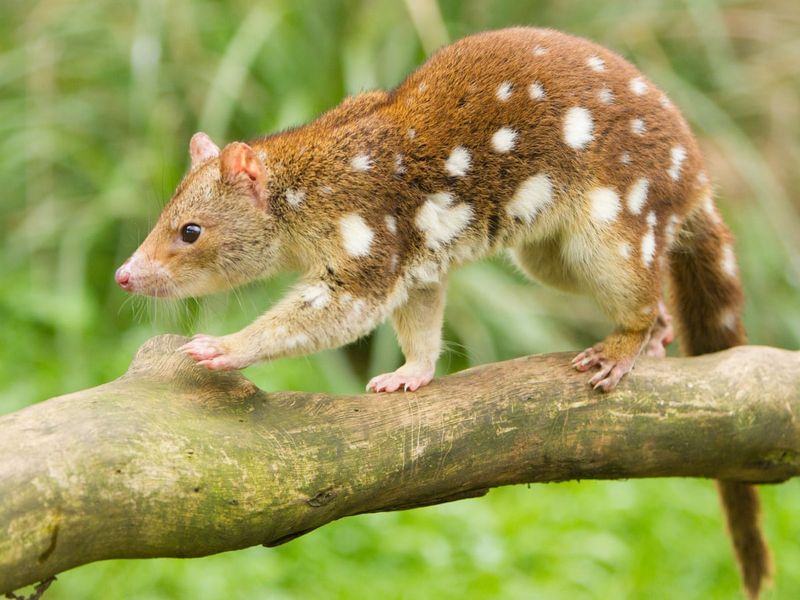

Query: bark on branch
[1,335,799,593]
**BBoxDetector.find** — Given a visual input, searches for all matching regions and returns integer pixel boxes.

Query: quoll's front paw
[179,334,251,371]
[367,363,435,393]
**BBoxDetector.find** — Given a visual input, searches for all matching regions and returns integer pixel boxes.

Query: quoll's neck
[249,107,410,269]
[256,107,404,194]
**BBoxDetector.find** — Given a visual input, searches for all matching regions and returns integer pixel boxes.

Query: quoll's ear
[189,132,220,168]
[219,142,269,209]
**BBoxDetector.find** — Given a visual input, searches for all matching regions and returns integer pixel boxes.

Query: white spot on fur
[640,306,653,315]
[257,150,268,162]
[620,152,631,165]
[587,55,606,72]
[720,309,737,331]
[631,118,646,136]
[665,214,681,248]
[588,187,621,224]
[451,241,483,264]
[598,87,614,104]
[389,254,399,272]
[285,332,311,350]
[415,192,473,250]
[640,210,658,268]
[409,260,441,284]
[407,128,416,140]
[418,82,428,93]
[721,244,737,277]
[394,153,406,174]
[496,82,513,101]
[619,242,631,259]
[349,298,367,320]
[702,195,721,223]
[390,283,409,308]
[528,81,546,100]
[563,107,594,150]
[300,282,331,309]
[491,127,517,153]
[350,154,373,172]
[285,188,306,208]
[506,174,553,224]
[339,213,374,257]
[629,77,647,96]
[697,171,708,186]
[532,45,548,56]
[385,214,397,234]
[641,229,656,267]
[445,146,472,177]
[660,94,673,109]
[668,145,687,180]
[626,178,649,215]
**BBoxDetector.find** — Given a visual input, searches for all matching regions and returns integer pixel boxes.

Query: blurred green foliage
[2,0,799,598]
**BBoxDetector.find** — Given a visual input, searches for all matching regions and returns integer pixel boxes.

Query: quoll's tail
[668,199,771,599]
[716,481,770,599]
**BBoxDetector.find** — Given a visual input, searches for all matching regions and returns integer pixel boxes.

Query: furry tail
[668,200,771,599]
[717,481,771,599]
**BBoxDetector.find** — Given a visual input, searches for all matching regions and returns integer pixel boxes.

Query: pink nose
[115,265,132,290]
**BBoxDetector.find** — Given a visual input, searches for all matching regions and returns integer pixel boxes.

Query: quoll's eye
[180,223,202,243]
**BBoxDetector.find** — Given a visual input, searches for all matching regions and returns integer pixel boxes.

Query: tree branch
[1,335,799,593]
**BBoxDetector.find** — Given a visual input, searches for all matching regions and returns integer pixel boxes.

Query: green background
[2,0,799,598]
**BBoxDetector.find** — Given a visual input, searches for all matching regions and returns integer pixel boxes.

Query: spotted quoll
[116,27,767,597]
[117,26,742,392]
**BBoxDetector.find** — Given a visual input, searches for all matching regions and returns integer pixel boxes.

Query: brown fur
[116,27,769,595]
[716,482,771,600]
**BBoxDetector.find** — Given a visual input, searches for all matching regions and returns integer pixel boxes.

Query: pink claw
[179,335,241,370]
[572,346,635,392]
[367,365,435,393]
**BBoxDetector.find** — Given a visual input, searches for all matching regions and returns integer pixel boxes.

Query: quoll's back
[385,27,709,265]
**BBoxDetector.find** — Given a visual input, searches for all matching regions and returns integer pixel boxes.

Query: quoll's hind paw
[643,327,672,358]
[643,301,675,358]
[179,334,244,371]
[367,364,435,393]
[572,345,636,392]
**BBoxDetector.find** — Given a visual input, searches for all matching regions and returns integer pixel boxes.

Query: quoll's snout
[115,263,132,291]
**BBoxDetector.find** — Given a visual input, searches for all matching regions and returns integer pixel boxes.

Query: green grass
[2,0,799,598]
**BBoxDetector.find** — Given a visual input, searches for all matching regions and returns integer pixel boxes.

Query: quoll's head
[115,133,281,298]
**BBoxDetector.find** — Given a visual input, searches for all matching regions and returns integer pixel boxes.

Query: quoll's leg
[513,224,664,390]
[180,268,399,370]
[642,300,674,358]
[572,314,654,392]
[571,324,652,391]
[367,281,445,393]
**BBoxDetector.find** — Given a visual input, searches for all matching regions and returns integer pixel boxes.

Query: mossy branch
[1,335,799,593]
